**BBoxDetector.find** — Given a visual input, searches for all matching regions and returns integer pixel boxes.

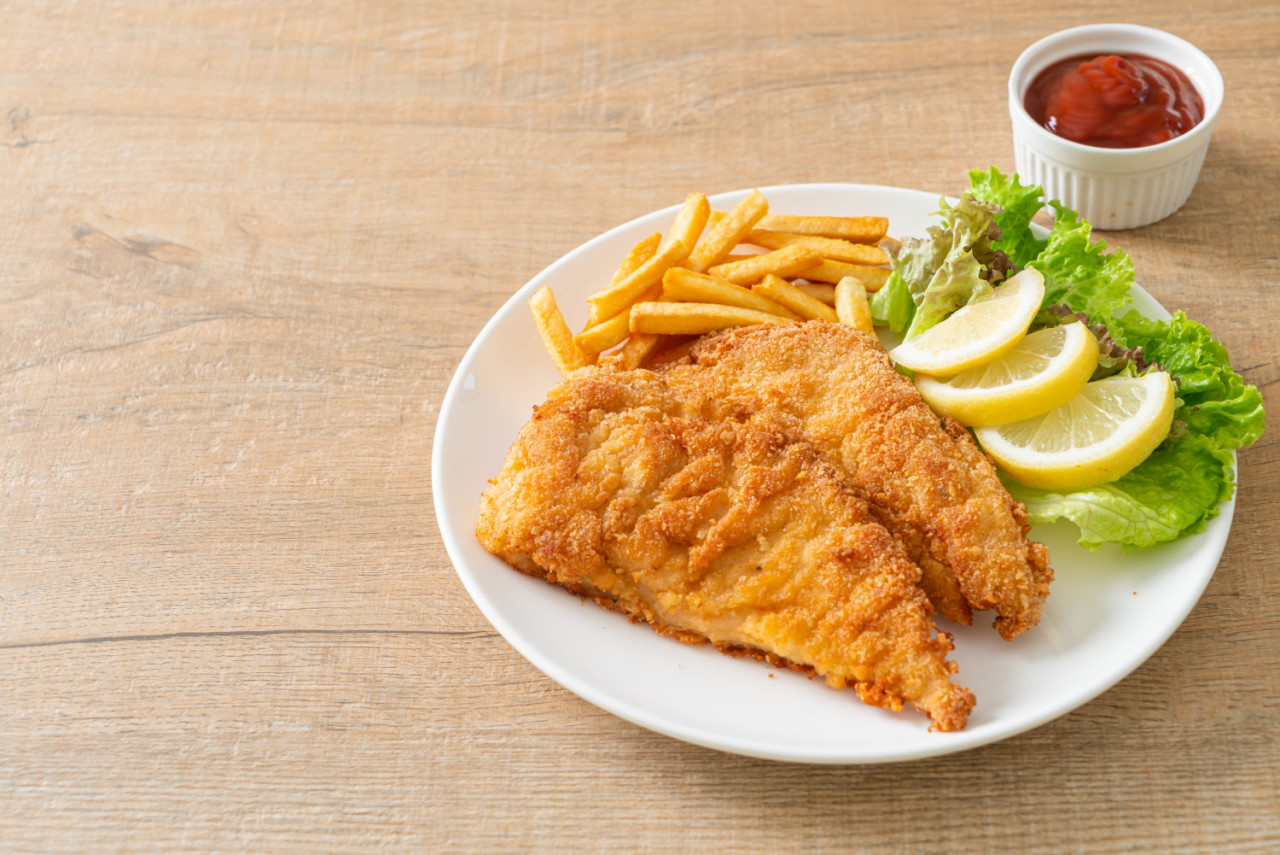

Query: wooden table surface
[2,1,1277,851]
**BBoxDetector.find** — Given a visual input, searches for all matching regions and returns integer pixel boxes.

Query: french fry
[575,311,632,354]
[662,267,801,320]
[745,230,890,265]
[615,331,663,369]
[586,238,690,325]
[794,282,836,304]
[684,190,769,273]
[539,189,897,378]
[529,286,589,377]
[756,214,888,244]
[663,193,710,253]
[582,232,661,334]
[578,233,666,344]
[835,276,875,334]
[630,301,795,335]
[752,274,839,322]
[609,292,683,369]
[608,232,661,289]
[718,252,766,264]
[574,283,662,354]
[707,244,822,285]
[800,259,892,290]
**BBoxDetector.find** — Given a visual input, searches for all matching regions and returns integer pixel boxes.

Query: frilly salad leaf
[868,271,916,335]
[956,167,1265,549]
[1112,310,1266,452]
[904,246,989,341]
[1003,432,1234,550]
[1008,308,1264,550]
[968,166,1134,319]
[875,196,1011,339]
[967,165,1046,265]
[1032,304,1161,380]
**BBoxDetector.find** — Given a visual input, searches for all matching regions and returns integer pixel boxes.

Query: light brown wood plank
[1,0,1278,851]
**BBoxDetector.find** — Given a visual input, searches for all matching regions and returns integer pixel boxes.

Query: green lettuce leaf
[868,270,915,334]
[892,224,951,294]
[966,166,1047,266]
[1006,308,1264,548]
[966,166,1135,319]
[1112,310,1267,451]
[885,195,1006,340]
[903,242,991,340]
[1006,433,1234,550]
[1031,203,1135,318]
[961,168,1265,549]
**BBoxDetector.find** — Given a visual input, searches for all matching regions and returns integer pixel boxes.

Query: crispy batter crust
[660,322,1053,639]
[478,367,975,731]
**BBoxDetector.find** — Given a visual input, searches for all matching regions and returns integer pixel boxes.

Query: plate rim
[431,182,1234,764]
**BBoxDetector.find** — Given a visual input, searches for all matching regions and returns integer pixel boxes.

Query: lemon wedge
[889,267,1045,375]
[973,371,1176,490]
[914,321,1099,426]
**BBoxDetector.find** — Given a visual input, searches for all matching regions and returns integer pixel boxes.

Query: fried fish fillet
[477,367,975,731]
[660,322,1052,640]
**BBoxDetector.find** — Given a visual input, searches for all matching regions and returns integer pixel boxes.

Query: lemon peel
[914,321,1099,427]
[973,371,1176,490]
[888,267,1045,376]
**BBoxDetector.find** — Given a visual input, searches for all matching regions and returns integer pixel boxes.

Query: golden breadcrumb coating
[478,367,974,731]
[660,322,1053,639]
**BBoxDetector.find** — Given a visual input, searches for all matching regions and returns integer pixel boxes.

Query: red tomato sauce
[1024,53,1204,148]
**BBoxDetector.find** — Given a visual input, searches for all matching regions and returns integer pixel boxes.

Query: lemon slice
[973,371,1176,490]
[889,267,1045,375]
[914,322,1099,426]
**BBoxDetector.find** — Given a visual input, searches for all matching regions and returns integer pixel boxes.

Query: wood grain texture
[1,0,1277,851]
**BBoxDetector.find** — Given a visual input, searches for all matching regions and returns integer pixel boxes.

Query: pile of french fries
[530,189,893,377]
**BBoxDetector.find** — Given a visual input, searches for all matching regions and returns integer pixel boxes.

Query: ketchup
[1024,53,1204,148]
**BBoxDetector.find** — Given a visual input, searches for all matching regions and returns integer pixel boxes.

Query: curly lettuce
[873,195,1010,339]
[964,168,1265,549]
[868,271,915,335]
[970,166,1134,319]
[1001,433,1233,549]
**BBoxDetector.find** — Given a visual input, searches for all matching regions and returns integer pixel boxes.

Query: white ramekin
[1008,24,1224,230]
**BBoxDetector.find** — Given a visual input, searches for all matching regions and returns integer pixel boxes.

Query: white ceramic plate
[431,184,1234,764]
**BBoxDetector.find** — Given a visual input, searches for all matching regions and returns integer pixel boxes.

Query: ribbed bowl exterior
[1007,24,1223,231]
[1012,132,1210,230]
